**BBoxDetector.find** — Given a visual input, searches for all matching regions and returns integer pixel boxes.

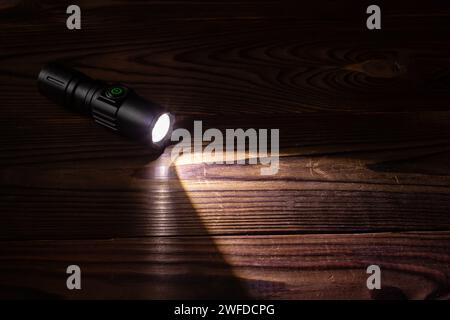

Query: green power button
[106,85,127,99]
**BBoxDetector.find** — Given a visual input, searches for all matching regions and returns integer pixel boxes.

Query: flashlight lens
[152,113,171,143]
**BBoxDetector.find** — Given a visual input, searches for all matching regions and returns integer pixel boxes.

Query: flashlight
[37,63,174,148]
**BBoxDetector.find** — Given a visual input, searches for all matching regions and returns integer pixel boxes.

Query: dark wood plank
[1,1,450,117]
[2,112,450,240]
[0,231,448,299]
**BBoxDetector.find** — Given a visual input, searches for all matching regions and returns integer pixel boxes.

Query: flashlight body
[37,63,172,146]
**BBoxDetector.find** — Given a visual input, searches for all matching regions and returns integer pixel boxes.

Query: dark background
[0,0,449,299]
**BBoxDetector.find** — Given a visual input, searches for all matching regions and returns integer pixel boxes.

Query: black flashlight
[37,63,174,148]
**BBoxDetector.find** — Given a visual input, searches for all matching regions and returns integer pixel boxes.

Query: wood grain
[1,0,450,299]
[1,1,450,117]
[2,144,450,240]
[0,232,448,299]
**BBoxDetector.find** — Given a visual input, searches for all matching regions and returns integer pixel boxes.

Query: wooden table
[0,0,449,299]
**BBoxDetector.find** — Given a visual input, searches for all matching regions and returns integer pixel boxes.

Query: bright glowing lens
[152,113,171,143]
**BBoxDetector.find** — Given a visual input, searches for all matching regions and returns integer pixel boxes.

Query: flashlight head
[152,113,172,144]
[37,63,173,148]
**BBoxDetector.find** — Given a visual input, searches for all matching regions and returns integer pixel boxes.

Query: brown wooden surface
[0,0,450,299]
